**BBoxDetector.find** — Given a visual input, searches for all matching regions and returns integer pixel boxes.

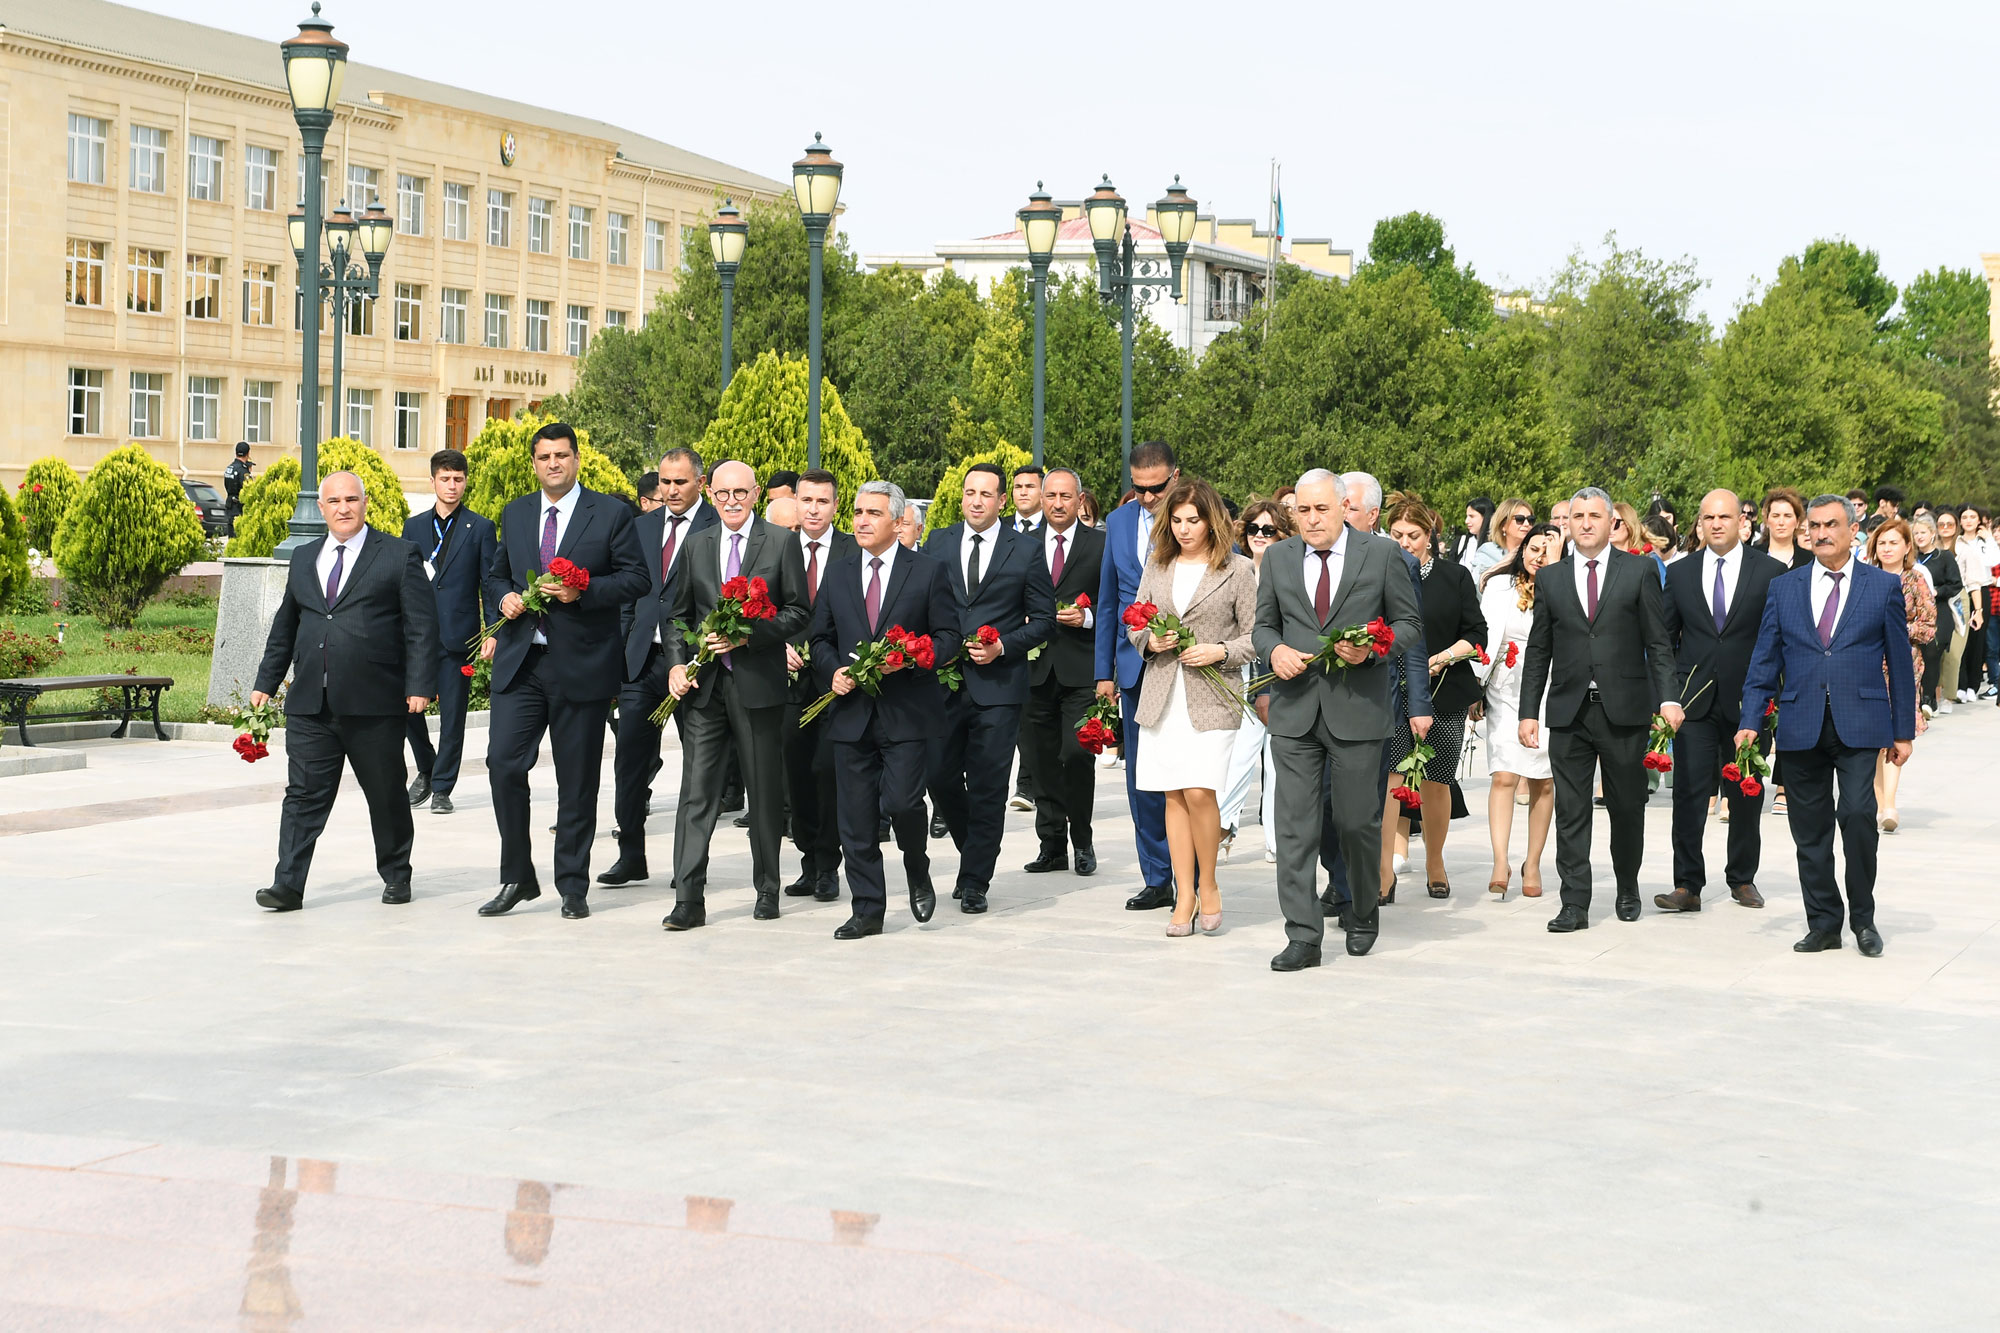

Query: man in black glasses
[402,448,497,815]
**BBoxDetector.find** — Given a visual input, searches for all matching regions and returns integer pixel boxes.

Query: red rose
[1475,645,1490,665]
[1391,784,1423,810]
[1641,752,1658,771]
[461,664,477,677]
[1739,776,1762,796]
[1721,762,1741,782]
[31,484,42,493]
[720,575,750,601]
[748,576,768,599]
[1654,753,1673,772]
[886,625,908,646]
[884,649,905,670]
[548,557,575,577]
[1075,594,1091,610]
[1122,601,1157,631]
[913,638,936,669]
[977,624,1000,646]
[1765,699,1778,717]
[562,564,590,590]
[1504,642,1519,668]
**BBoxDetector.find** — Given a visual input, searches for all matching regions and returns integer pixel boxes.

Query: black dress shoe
[720,792,745,815]
[785,874,818,897]
[255,886,302,912]
[1125,883,1175,911]
[1345,929,1377,957]
[1855,926,1884,957]
[561,898,590,919]
[1270,942,1322,972]
[478,883,541,916]
[1615,892,1641,922]
[834,914,883,939]
[1547,904,1590,932]
[930,813,949,839]
[381,883,411,905]
[734,813,750,829]
[878,818,893,842]
[960,888,989,914]
[754,889,780,920]
[1319,892,1345,919]
[815,874,841,903]
[407,773,432,807]
[1073,846,1097,876]
[1024,851,1068,873]
[1793,929,1843,953]
[596,858,649,886]
[430,792,454,815]
[909,874,937,922]
[662,902,706,931]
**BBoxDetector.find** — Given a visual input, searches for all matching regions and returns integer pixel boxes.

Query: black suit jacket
[621,502,721,678]
[661,516,811,711]
[1662,547,1787,723]
[256,532,439,715]
[484,487,650,700]
[1028,521,1104,690]
[1416,557,1488,716]
[402,506,498,654]
[808,546,961,743]
[921,522,1056,707]
[788,527,858,702]
[1520,546,1677,728]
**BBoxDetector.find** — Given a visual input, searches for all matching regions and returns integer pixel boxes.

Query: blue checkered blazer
[1739,559,1915,750]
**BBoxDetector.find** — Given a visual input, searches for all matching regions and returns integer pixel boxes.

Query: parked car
[183,478,229,536]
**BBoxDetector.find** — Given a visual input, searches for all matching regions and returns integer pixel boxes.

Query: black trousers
[406,652,473,795]
[927,698,1021,895]
[1324,741,1394,904]
[272,708,413,891]
[613,646,674,866]
[785,704,842,881]
[1670,712,1764,893]
[1782,704,1880,936]
[1918,627,1945,710]
[1548,698,1649,910]
[1023,675,1097,855]
[488,648,610,902]
[670,670,785,906]
[835,718,932,920]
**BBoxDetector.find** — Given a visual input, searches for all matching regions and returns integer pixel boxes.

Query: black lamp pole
[1086,175,1196,495]
[1016,183,1062,468]
[791,135,843,471]
[709,199,747,394]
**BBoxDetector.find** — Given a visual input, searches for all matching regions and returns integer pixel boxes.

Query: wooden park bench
[0,676,173,747]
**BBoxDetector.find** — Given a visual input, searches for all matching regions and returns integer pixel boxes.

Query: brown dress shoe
[1653,888,1701,913]
[1729,883,1765,908]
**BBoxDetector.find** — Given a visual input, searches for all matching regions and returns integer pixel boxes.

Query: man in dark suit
[403,448,498,816]
[1021,465,1105,877]
[1519,486,1682,932]
[923,463,1056,914]
[251,470,438,911]
[809,481,961,938]
[1007,465,1046,812]
[1739,495,1915,956]
[1658,488,1787,913]
[655,460,810,930]
[478,423,650,920]
[782,469,858,903]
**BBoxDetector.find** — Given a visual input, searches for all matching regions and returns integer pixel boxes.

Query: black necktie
[967,532,984,598]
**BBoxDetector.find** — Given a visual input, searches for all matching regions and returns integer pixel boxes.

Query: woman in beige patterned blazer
[1128,478,1260,937]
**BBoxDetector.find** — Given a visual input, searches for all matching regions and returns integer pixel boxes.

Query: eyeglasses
[1131,480,1173,497]
[1245,523,1281,539]
[712,487,755,502]
[1612,519,1627,530]
[1509,514,1532,526]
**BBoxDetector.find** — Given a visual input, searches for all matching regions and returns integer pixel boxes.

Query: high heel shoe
[1879,809,1899,833]
[1487,870,1510,899]
[1520,860,1542,898]
[1166,917,1195,937]
[1379,884,1396,906]
[1197,910,1223,934]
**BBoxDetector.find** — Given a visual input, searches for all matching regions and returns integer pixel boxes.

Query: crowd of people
[248,423,1943,968]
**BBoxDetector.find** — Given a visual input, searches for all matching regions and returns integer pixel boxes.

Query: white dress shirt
[1703,544,1744,622]
[1570,544,1614,688]
[1044,519,1094,628]
[1810,558,1854,640]
[315,526,367,603]
[1136,506,1155,564]
[1302,525,1349,603]
[714,516,755,583]
[960,519,1000,592]
[859,539,900,602]
[799,526,834,598]
[1012,511,1043,535]
[532,484,583,645]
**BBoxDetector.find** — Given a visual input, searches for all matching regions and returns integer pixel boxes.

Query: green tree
[923,442,1033,537]
[462,415,636,524]
[835,268,987,499]
[0,484,30,612]
[1354,211,1493,334]
[223,439,410,558]
[52,444,207,627]
[16,458,83,552]
[693,351,876,520]
[1888,267,2000,503]
[1798,237,1898,329]
[540,327,658,476]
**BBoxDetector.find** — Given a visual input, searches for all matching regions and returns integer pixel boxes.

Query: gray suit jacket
[1252,532,1423,742]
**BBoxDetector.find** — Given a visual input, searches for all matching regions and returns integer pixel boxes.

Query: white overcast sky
[137,0,1998,326]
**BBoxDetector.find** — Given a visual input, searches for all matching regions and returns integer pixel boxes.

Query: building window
[394,392,423,450]
[446,394,470,450]
[483,294,510,348]
[296,155,330,208]
[443,182,471,240]
[440,288,468,344]
[66,240,106,307]
[244,145,279,211]
[346,388,376,444]
[345,293,375,337]
[603,309,628,331]
[345,164,380,211]
[127,248,165,313]
[185,255,223,320]
[487,190,513,247]
[129,125,167,192]
[186,376,221,441]
[524,299,550,353]
[243,380,275,443]
[565,304,590,357]
[568,205,592,261]
[68,369,106,436]
[396,174,426,235]
[295,384,329,441]
[67,114,107,185]
[528,197,553,254]
[607,213,629,266]
[394,283,423,341]
[241,262,277,327]
[188,135,224,202]
[129,372,165,437]
[644,218,667,272]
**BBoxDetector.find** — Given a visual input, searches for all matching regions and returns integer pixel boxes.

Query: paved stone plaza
[2,710,1996,1329]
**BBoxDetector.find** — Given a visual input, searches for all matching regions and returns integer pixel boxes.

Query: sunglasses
[1509,514,1532,526]
[1132,481,1173,497]
[1245,523,1281,539]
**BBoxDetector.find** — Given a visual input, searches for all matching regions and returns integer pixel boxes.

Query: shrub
[224,439,411,557]
[0,483,29,612]
[463,414,636,523]
[51,445,207,628]
[694,351,877,522]
[0,625,63,678]
[17,457,83,552]
[922,441,1033,537]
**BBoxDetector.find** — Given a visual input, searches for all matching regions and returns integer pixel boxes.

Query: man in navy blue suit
[402,449,497,816]
[1093,440,1180,909]
[1739,494,1915,957]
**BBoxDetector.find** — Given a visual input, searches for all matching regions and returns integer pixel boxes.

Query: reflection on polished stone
[239,1156,300,1329]
[684,1194,732,1233]
[831,1208,880,1246]
[504,1180,555,1267]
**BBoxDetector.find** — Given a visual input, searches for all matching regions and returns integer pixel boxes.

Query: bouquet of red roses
[1721,731,1770,797]
[1431,642,1489,676]
[1388,722,1432,810]
[468,557,590,651]
[230,696,282,764]
[1243,617,1395,694]
[798,624,938,726]
[650,575,779,723]
[1074,693,1122,755]
[1122,600,1253,719]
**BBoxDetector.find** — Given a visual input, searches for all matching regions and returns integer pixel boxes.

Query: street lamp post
[1016,183,1062,467]
[791,134,843,471]
[1085,175,1196,494]
[708,199,748,394]
[291,202,390,440]
[275,2,347,557]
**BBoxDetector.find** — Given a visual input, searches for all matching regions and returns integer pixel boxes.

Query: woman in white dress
[1131,479,1260,937]
[1472,522,1560,899]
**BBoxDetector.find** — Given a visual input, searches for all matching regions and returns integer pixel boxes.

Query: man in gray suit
[1254,470,1425,971]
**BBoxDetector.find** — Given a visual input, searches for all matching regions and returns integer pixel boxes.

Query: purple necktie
[1712,558,1728,632]
[1586,558,1599,621]
[1051,533,1065,585]
[865,556,884,632]
[1313,550,1331,623]
[324,542,346,606]
[540,505,559,572]
[722,531,742,671]
[1818,571,1843,648]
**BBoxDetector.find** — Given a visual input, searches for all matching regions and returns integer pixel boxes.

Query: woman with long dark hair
[1472,522,1562,897]
[1453,497,1495,566]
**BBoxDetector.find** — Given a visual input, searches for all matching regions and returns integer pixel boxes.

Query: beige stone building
[0,0,787,493]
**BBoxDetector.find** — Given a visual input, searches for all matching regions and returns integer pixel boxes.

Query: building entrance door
[446,395,470,450]
[486,398,514,423]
